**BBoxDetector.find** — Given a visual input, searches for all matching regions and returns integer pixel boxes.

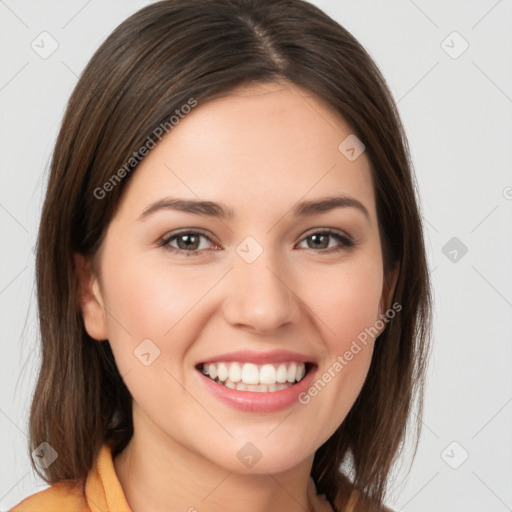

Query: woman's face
[80,81,395,474]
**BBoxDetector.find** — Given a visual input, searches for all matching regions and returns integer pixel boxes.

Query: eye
[159,229,219,256]
[297,228,354,253]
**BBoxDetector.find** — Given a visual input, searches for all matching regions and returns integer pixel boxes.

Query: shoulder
[9,480,87,512]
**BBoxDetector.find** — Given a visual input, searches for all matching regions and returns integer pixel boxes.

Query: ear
[74,253,108,341]
[379,263,400,316]
[374,264,400,337]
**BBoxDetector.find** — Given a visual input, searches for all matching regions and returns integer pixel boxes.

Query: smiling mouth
[196,361,314,393]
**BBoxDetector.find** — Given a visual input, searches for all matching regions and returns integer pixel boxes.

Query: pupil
[310,234,327,249]
[179,234,198,250]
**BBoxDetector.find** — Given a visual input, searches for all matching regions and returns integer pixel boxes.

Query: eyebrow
[138,195,370,221]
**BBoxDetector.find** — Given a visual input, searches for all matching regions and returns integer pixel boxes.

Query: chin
[195,436,314,475]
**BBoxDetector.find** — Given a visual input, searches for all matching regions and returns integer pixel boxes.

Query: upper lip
[197,349,316,366]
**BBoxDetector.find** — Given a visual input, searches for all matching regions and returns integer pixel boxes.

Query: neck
[113,409,316,512]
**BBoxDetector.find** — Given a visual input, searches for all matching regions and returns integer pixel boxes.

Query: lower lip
[196,366,316,412]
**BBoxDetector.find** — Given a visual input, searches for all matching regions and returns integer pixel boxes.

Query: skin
[77,80,398,512]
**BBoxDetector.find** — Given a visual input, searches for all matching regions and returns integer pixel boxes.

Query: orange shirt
[10,444,336,512]
[11,444,131,512]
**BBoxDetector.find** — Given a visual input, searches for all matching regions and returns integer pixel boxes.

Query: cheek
[293,258,383,437]
[302,254,384,348]
[297,251,383,402]
[97,247,187,372]
[101,249,210,338]
[97,250,207,415]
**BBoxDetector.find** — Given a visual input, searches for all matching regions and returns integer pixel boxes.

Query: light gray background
[1,1,511,511]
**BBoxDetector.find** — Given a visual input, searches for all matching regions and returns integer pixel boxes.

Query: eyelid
[301,226,353,242]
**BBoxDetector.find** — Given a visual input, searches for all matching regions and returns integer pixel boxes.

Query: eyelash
[158,228,355,257]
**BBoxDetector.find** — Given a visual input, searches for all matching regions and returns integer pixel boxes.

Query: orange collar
[84,444,132,512]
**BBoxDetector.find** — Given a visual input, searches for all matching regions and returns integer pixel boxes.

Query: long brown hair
[29,0,432,509]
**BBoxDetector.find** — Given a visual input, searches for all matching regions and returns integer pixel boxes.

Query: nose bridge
[223,236,301,332]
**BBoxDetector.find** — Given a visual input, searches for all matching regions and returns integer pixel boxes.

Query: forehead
[115,81,376,223]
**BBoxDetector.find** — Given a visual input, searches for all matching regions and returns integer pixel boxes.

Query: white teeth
[224,379,235,389]
[259,364,276,385]
[225,380,292,392]
[276,364,288,383]
[241,363,260,384]
[228,362,242,383]
[286,362,297,383]
[297,363,305,381]
[208,364,217,380]
[217,362,228,382]
[200,361,308,388]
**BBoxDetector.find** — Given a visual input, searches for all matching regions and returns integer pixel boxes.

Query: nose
[222,246,302,334]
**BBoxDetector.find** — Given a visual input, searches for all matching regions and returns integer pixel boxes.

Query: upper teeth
[201,362,306,385]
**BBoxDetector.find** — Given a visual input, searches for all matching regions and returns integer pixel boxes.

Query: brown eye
[160,230,217,256]
[298,229,354,253]
[174,233,201,251]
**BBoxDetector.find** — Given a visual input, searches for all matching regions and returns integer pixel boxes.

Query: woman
[12,0,431,511]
